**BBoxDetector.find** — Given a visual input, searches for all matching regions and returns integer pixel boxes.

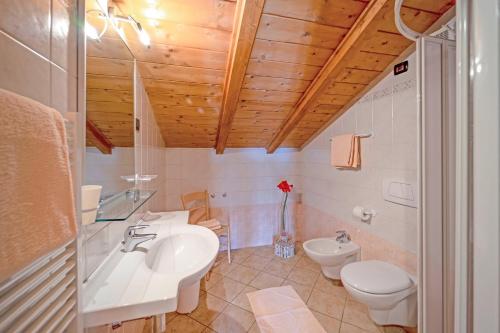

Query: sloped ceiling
[107,0,454,151]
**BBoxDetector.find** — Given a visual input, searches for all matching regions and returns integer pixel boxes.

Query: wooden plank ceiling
[109,0,454,151]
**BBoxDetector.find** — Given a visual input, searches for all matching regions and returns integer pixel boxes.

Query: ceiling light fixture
[85,22,100,40]
[129,16,151,46]
[85,5,151,47]
[85,9,108,41]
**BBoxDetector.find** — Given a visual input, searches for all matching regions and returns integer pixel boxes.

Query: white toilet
[341,260,418,327]
[302,236,360,279]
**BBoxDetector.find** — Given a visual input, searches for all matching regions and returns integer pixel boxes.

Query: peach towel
[0,89,77,283]
[331,134,360,169]
[198,218,222,230]
[247,286,326,333]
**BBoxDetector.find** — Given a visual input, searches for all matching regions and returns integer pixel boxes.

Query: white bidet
[302,236,360,279]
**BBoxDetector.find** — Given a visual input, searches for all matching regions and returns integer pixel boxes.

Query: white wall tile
[165,147,301,208]
[0,0,51,57]
[299,52,418,254]
[0,31,51,105]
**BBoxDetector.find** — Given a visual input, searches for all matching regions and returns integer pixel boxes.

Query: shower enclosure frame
[417,36,456,333]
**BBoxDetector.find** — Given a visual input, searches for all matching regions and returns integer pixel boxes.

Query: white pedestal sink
[83,211,219,327]
[145,233,213,313]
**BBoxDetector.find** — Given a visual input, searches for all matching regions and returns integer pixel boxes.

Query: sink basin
[146,233,214,286]
[303,237,360,279]
[83,211,220,327]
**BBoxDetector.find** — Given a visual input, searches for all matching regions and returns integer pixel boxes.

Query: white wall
[165,148,301,209]
[300,53,418,254]
[135,70,167,212]
[165,148,301,248]
[84,147,135,197]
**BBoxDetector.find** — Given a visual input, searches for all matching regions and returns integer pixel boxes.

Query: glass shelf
[95,189,156,222]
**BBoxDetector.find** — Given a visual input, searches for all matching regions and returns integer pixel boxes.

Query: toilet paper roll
[352,206,365,219]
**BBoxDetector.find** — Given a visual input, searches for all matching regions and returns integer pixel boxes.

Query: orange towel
[0,89,77,283]
[247,286,326,333]
[350,135,361,168]
[331,134,360,169]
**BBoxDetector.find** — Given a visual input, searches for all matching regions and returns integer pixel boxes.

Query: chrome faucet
[122,225,157,252]
[336,230,351,243]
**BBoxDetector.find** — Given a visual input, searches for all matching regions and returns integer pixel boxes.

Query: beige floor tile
[228,264,260,284]
[312,310,342,333]
[212,260,237,276]
[288,267,320,286]
[166,315,206,333]
[207,277,246,302]
[231,248,255,264]
[217,251,228,260]
[189,292,229,326]
[166,311,178,323]
[307,289,346,320]
[201,272,224,291]
[342,299,381,333]
[248,321,261,333]
[272,253,300,265]
[340,322,369,333]
[241,254,272,270]
[379,326,408,333]
[249,272,284,289]
[264,259,295,278]
[295,243,305,256]
[295,255,322,272]
[202,328,216,333]
[252,245,275,258]
[281,279,313,303]
[231,285,258,312]
[208,304,255,333]
[314,274,348,300]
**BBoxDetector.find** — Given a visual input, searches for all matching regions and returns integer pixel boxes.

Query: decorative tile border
[358,94,372,104]
[393,78,415,94]
[355,78,415,106]
[373,86,393,100]
[296,204,417,275]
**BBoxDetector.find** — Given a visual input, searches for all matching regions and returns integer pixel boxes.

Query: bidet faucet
[336,230,351,243]
[122,225,157,252]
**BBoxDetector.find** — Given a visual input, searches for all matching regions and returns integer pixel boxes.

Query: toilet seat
[340,260,418,327]
[341,260,413,294]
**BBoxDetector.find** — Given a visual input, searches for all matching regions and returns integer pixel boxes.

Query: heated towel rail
[0,240,78,332]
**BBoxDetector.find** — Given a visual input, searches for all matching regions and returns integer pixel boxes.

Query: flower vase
[274,192,295,258]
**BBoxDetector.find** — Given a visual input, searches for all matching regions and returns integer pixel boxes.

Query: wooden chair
[181,190,231,264]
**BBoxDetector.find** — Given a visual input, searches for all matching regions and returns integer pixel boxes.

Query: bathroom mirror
[84,2,135,202]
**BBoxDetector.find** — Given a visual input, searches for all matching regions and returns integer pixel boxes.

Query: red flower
[277,180,293,193]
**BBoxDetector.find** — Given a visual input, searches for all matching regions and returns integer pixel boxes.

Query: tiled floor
[163,244,414,333]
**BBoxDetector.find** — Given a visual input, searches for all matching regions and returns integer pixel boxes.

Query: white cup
[81,185,102,225]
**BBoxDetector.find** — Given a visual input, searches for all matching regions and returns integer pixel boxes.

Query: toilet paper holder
[352,206,377,222]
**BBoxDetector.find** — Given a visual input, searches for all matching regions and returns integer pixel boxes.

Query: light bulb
[96,0,108,13]
[139,29,151,46]
[85,22,100,40]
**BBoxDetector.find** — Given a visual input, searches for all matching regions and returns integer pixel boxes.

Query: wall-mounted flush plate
[382,178,418,208]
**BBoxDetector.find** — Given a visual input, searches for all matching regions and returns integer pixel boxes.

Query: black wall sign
[394,60,409,75]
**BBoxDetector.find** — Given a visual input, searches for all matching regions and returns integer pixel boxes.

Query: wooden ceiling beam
[86,120,114,154]
[298,5,457,150]
[215,0,265,154]
[265,0,389,153]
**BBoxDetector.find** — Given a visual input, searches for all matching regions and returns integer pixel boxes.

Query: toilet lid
[341,260,413,294]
